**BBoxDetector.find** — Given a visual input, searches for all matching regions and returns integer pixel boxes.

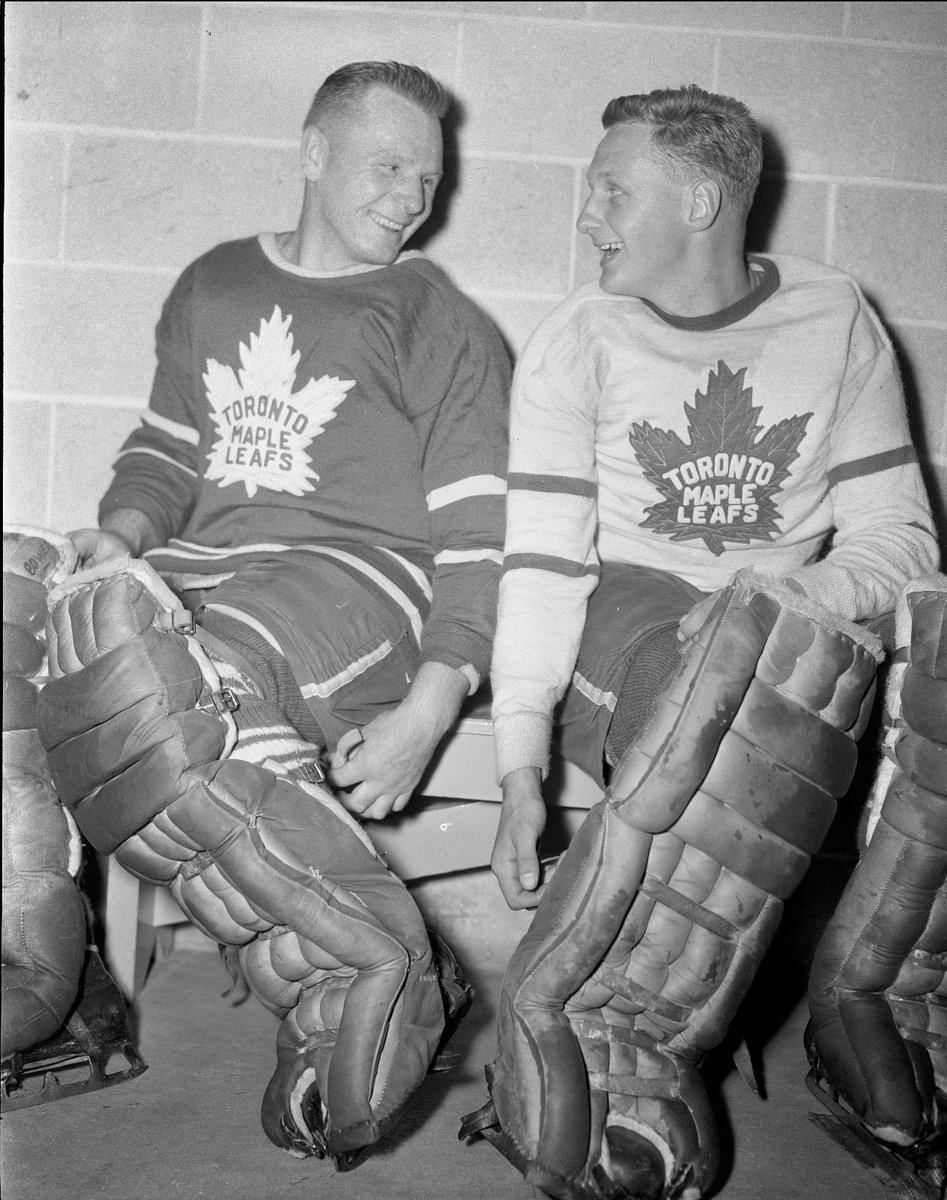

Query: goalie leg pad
[2,527,86,1058]
[147,758,446,1158]
[479,575,883,1200]
[807,574,947,1157]
[36,560,236,852]
[34,554,463,1162]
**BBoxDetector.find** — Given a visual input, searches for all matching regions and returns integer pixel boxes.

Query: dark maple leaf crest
[628,360,811,556]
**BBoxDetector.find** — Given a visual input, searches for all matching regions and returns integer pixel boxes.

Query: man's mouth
[597,241,623,260]
[370,212,407,235]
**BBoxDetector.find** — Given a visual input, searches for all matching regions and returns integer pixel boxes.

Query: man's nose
[576,197,600,235]
[396,176,427,215]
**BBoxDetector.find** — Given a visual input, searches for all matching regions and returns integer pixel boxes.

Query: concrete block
[470,292,563,359]
[65,136,301,272]
[719,39,947,185]
[4,129,64,261]
[587,1,845,36]
[52,401,145,531]
[5,1,201,131]
[459,20,714,158]
[4,263,171,398]
[3,400,52,527]
[201,5,457,138]
[425,159,575,293]
[849,2,947,45]
[833,185,947,322]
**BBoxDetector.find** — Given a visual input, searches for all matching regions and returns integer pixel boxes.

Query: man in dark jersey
[72,61,510,817]
[39,62,509,1165]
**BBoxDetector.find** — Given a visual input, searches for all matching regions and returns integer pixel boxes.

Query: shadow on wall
[403,92,517,364]
[744,128,787,259]
[406,90,465,257]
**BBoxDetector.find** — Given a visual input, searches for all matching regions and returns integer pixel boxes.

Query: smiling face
[301,86,443,271]
[577,122,693,304]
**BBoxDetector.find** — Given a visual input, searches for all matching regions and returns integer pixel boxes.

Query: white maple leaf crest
[203,306,354,497]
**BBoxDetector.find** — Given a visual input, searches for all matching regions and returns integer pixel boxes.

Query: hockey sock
[206,653,323,778]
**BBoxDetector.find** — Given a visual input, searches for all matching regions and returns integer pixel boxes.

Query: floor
[0,854,912,1200]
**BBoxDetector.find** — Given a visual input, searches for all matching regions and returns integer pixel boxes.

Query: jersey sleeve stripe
[114,446,199,477]
[502,553,601,579]
[375,546,434,601]
[426,474,507,510]
[141,409,201,445]
[508,472,598,498]
[434,548,504,566]
[827,445,918,487]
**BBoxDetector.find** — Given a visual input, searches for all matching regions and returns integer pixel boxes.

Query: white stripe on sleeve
[113,446,199,477]
[434,548,504,566]
[142,409,201,446]
[426,474,507,511]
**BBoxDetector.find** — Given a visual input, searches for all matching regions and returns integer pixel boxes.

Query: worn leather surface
[2,528,85,1058]
[486,575,882,1200]
[807,576,946,1154]
[34,559,449,1160]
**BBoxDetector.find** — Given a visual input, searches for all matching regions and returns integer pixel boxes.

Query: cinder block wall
[5,1,945,539]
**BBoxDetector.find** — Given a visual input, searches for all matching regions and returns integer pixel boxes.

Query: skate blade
[1,1041,147,1112]
[809,1114,946,1199]
[806,1069,947,1200]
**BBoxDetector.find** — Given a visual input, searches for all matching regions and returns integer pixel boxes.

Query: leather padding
[484,575,882,1200]
[25,551,454,1161]
[2,527,85,1058]
[37,628,228,853]
[36,564,232,854]
[115,756,445,1156]
[807,575,946,1153]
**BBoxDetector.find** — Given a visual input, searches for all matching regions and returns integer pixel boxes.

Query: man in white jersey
[470,84,941,1200]
[489,84,937,909]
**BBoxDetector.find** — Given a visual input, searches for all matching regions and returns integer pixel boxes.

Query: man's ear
[301,125,330,182]
[685,179,722,230]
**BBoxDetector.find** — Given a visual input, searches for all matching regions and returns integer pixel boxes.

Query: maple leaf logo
[203,306,355,498]
[628,361,811,555]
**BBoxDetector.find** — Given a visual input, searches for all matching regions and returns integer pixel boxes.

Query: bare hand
[68,527,133,570]
[328,705,441,821]
[328,661,468,820]
[491,768,547,910]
